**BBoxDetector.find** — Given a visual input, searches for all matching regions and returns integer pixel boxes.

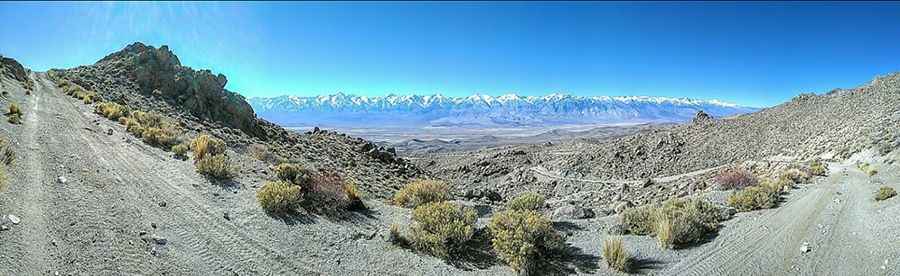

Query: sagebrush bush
[95,102,128,120]
[257,180,302,213]
[195,154,232,179]
[488,210,564,274]
[274,163,312,186]
[808,160,827,176]
[713,167,758,190]
[505,192,546,211]
[602,236,630,272]
[727,183,779,212]
[410,201,477,259]
[393,179,450,208]
[190,134,226,161]
[875,186,896,201]
[622,198,724,249]
[303,172,355,214]
[779,168,810,185]
[858,162,878,176]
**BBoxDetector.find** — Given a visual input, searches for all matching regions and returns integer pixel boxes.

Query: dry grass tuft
[274,163,313,186]
[171,143,190,159]
[858,162,878,176]
[95,102,128,120]
[6,103,23,124]
[602,236,630,272]
[622,198,725,249]
[727,181,780,212]
[257,181,302,213]
[808,160,828,176]
[393,179,450,208]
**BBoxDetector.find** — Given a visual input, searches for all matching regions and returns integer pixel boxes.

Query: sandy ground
[1,73,897,275]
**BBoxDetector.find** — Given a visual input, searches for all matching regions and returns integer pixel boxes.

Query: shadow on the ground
[553,221,585,232]
[535,243,600,275]
[630,256,667,274]
[448,228,501,270]
[268,209,317,225]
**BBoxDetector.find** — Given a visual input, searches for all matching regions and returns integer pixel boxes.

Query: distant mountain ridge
[248,93,759,128]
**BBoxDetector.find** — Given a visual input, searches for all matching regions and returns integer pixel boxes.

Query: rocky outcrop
[1,55,32,90]
[65,42,262,137]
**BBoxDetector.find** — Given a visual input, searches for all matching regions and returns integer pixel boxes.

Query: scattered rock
[151,235,167,245]
[57,176,67,184]
[107,129,113,135]
[800,242,810,253]
[0,225,8,231]
[551,205,595,220]
[7,214,20,225]
[614,201,633,214]
[606,223,628,235]
[223,212,231,221]
[158,201,166,207]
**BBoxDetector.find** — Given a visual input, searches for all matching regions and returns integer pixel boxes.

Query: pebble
[8,214,20,225]
[223,212,231,221]
[800,242,810,253]
[57,176,67,184]
[158,201,167,207]
[151,235,167,245]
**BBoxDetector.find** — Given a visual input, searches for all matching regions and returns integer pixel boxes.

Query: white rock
[57,176,67,184]
[800,243,810,253]
[8,214,20,225]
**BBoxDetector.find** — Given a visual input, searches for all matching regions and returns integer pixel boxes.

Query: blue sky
[1,2,899,107]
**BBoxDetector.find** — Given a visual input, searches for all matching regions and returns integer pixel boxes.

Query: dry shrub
[171,143,189,159]
[195,154,232,180]
[622,198,725,249]
[95,102,128,120]
[274,163,312,186]
[410,201,477,259]
[6,103,23,124]
[505,192,546,211]
[602,236,630,272]
[875,186,896,201]
[389,223,405,246]
[713,167,758,190]
[257,180,302,213]
[190,134,226,161]
[858,162,878,176]
[779,168,810,185]
[488,210,564,274]
[393,179,450,208]
[727,182,780,212]
[302,172,355,214]
[248,143,276,163]
[343,181,365,210]
[141,127,177,147]
[808,160,827,176]
[0,164,6,192]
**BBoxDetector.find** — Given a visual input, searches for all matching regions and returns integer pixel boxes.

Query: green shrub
[621,205,656,235]
[727,183,780,212]
[274,163,312,186]
[95,102,128,120]
[602,236,630,272]
[875,186,896,201]
[393,179,450,208]
[257,180,302,213]
[505,192,546,211]
[409,201,477,259]
[195,154,232,179]
[488,210,564,274]
[190,134,226,161]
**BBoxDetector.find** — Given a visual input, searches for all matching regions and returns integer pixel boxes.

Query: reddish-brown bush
[713,167,758,190]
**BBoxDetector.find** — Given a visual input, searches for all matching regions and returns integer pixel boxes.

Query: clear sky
[1,2,899,107]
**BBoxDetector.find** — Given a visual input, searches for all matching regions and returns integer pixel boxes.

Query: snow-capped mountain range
[248,93,758,128]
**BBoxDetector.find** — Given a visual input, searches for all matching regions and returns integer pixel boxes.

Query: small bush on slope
[141,127,178,147]
[95,102,128,120]
[248,143,276,163]
[488,210,564,274]
[171,143,189,159]
[410,201,477,259]
[602,236,630,272]
[302,172,364,215]
[875,186,896,201]
[858,162,878,176]
[393,179,450,208]
[274,163,313,186]
[713,167,758,190]
[779,168,811,185]
[505,192,546,211]
[6,103,22,124]
[195,154,232,180]
[257,180,302,214]
[190,134,226,161]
